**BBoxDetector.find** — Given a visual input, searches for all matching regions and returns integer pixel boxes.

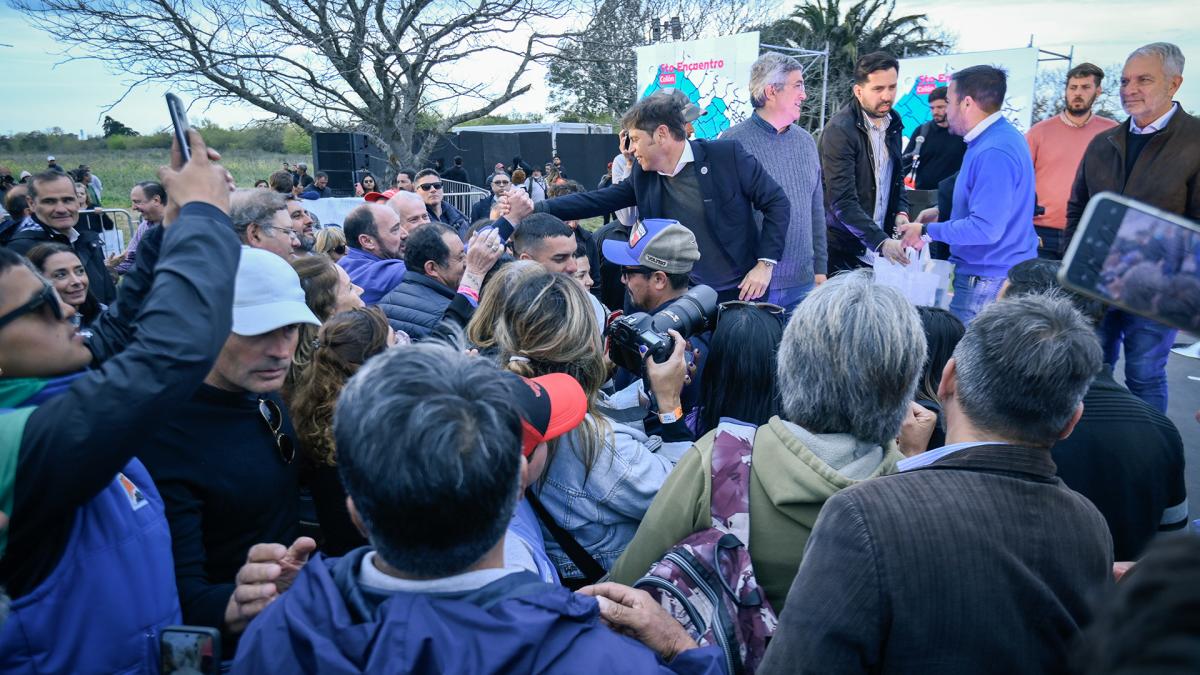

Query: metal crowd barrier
[81,208,135,258]
[441,178,489,216]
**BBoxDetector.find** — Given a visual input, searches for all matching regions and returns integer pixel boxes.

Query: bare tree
[11,0,576,168]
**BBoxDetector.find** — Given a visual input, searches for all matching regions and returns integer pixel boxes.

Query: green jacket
[608,416,902,612]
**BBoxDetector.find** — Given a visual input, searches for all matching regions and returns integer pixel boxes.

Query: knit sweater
[927,115,1038,278]
[1026,114,1118,230]
[722,114,828,283]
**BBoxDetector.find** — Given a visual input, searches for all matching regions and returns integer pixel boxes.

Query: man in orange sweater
[1026,63,1118,259]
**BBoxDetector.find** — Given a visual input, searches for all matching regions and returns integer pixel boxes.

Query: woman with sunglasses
[496,273,689,586]
[0,130,242,672]
[313,226,348,263]
[289,307,401,556]
[609,272,925,615]
[25,241,106,329]
[354,172,378,197]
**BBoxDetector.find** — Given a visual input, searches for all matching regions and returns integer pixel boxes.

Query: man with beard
[338,203,409,304]
[902,86,967,191]
[285,198,316,256]
[1026,63,1117,259]
[819,52,911,271]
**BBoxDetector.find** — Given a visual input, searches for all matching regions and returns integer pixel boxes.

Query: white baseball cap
[232,247,321,336]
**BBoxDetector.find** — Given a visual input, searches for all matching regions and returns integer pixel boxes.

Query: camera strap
[525,489,607,586]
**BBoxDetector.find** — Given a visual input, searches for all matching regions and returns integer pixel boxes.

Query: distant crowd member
[914,306,965,451]
[820,52,911,271]
[1067,42,1198,413]
[534,90,789,303]
[6,170,117,304]
[394,169,415,192]
[25,241,105,328]
[1002,258,1187,560]
[290,306,398,556]
[902,85,967,191]
[292,163,314,189]
[254,179,269,189]
[116,181,167,275]
[301,171,332,199]
[138,247,320,651]
[379,223,466,339]
[356,173,379,196]
[471,171,510,222]
[338,202,409,304]
[269,170,294,195]
[72,179,114,234]
[1026,63,1117,258]
[902,65,1038,323]
[442,155,469,183]
[416,169,470,237]
[229,188,301,261]
[232,343,724,673]
[611,272,915,612]
[760,293,1111,674]
[723,51,827,311]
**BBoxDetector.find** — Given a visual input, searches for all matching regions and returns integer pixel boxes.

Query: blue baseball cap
[602,218,700,274]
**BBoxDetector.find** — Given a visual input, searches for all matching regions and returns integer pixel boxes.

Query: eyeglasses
[717,300,786,322]
[492,180,511,186]
[0,281,63,332]
[258,398,296,464]
[620,266,654,281]
[417,182,443,191]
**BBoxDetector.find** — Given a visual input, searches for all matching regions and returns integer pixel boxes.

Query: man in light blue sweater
[902,65,1038,323]
[722,52,827,312]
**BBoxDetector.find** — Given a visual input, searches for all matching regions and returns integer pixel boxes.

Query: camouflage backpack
[633,420,778,674]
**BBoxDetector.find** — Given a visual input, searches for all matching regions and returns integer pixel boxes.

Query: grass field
[1,149,310,212]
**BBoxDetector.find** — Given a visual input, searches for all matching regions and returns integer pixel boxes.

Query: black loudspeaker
[313,133,390,197]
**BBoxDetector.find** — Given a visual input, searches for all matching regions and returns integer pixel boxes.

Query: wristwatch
[657,406,684,424]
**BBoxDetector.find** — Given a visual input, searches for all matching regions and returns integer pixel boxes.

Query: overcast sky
[1,1,1197,136]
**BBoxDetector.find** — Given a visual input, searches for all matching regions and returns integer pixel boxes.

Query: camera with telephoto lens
[606,285,718,373]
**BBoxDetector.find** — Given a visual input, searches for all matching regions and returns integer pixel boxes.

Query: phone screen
[1087,199,1200,331]
[166,93,192,162]
[161,627,219,675]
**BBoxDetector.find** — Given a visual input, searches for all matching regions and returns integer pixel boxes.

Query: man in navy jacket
[531,92,790,302]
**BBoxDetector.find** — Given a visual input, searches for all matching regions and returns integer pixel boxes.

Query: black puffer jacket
[818,99,910,254]
[6,218,118,304]
[377,272,457,340]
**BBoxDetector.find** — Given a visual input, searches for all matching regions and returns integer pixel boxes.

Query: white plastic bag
[873,245,952,307]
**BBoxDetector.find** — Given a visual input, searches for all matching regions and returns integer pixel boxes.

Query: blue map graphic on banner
[642,66,744,139]
[894,78,933,139]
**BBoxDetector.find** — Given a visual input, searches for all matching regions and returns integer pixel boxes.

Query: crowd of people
[0,39,1196,675]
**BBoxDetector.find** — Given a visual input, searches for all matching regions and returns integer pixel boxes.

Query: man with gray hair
[228,188,301,261]
[1066,42,1198,413]
[760,293,1113,675]
[231,343,726,673]
[722,52,827,311]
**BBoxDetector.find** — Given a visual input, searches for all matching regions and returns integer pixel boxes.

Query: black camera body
[607,285,718,373]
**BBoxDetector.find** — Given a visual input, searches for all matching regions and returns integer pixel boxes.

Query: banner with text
[896,47,1038,144]
[635,32,760,139]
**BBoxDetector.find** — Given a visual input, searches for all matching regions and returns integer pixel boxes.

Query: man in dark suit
[529,91,789,302]
[470,172,509,223]
[760,293,1113,675]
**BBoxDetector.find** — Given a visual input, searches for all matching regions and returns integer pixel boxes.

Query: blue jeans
[1100,309,1177,412]
[949,273,1005,325]
[767,281,815,315]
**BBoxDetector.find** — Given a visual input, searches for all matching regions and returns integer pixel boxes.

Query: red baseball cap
[509,373,587,457]
[364,191,388,203]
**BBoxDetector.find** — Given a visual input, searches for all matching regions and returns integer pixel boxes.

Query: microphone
[913,135,926,157]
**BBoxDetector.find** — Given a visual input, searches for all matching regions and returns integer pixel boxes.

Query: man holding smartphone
[1066,42,1200,413]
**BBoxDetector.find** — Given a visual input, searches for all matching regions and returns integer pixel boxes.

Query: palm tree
[762,0,952,130]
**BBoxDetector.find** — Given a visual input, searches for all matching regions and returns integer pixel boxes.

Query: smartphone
[160,625,220,675]
[1060,192,1200,332]
[165,93,192,162]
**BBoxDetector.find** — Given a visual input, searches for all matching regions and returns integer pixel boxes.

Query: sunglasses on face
[0,281,63,332]
[620,266,655,281]
[493,180,511,186]
[417,182,443,191]
[333,244,347,255]
[258,398,296,464]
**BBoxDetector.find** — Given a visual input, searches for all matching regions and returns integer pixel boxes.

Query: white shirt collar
[963,111,1004,143]
[896,441,999,471]
[658,141,694,178]
[1130,102,1178,135]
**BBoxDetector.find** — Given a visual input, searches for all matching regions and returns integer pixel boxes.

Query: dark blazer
[535,139,790,281]
[759,444,1113,675]
[7,218,118,305]
[1065,106,1200,242]
[819,99,910,255]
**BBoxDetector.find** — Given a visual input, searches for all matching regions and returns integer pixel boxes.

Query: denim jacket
[532,401,692,579]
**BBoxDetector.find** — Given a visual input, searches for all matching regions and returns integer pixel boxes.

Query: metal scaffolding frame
[760,42,831,129]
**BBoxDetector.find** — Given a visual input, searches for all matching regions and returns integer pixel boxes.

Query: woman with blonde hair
[313,227,348,263]
[465,259,546,354]
[286,254,367,395]
[289,306,401,554]
[495,272,688,585]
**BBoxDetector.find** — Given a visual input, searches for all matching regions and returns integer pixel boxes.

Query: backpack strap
[708,420,757,545]
[525,489,607,586]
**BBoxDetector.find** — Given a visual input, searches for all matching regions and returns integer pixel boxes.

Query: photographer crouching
[605,218,713,423]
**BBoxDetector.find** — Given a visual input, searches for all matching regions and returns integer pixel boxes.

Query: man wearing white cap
[138,247,321,652]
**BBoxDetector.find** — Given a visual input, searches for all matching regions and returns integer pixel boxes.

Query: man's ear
[519,454,531,491]
[358,234,375,251]
[936,357,958,402]
[346,496,369,539]
[246,222,264,244]
[424,260,440,277]
[1057,402,1085,441]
